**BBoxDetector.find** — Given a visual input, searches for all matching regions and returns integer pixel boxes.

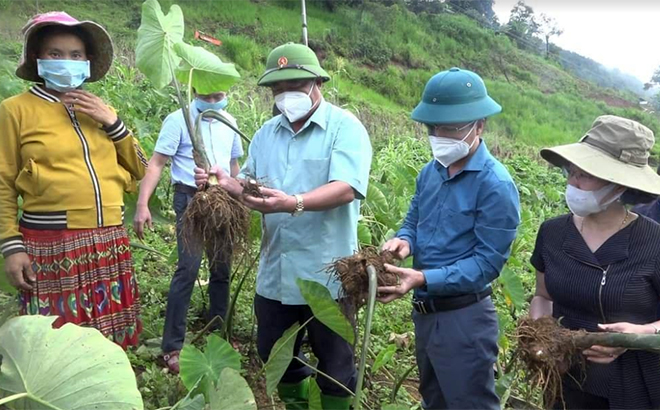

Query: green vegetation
[1,0,659,409]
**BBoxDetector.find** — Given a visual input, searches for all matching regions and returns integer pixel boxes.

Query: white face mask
[427,121,477,167]
[565,183,623,217]
[275,83,315,123]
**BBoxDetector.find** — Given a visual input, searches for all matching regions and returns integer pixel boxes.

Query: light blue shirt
[154,103,243,188]
[241,100,372,304]
[397,142,521,298]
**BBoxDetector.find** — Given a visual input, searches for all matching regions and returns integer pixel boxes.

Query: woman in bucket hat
[0,11,147,349]
[530,115,660,408]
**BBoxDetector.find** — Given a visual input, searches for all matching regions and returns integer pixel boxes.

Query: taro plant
[170,334,256,410]
[261,277,381,409]
[135,0,252,266]
[0,315,143,409]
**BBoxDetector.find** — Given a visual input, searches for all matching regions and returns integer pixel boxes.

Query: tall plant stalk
[354,265,378,410]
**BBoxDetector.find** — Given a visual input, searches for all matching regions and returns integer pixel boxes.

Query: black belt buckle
[413,299,428,314]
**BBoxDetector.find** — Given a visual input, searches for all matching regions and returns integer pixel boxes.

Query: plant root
[181,185,251,264]
[327,247,399,307]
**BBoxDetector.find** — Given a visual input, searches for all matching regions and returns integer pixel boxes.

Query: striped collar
[29,85,61,103]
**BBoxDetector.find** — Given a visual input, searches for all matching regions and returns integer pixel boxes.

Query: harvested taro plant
[135,0,254,261]
[514,316,660,408]
[327,246,399,307]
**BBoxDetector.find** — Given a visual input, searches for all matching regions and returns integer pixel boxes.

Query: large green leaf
[179,334,241,391]
[173,42,241,94]
[357,221,372,246]
[0,315,143,409]
[136,0,184,89]
[498,267,526,310]
[208,368,257,410]
[296,279,354,344]
[265,322,301,396]
[175,394,205,410]
[308,378,322,410]
[366,182,388,212]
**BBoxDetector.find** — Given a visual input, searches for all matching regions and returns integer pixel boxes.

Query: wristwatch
[291,194,304,217]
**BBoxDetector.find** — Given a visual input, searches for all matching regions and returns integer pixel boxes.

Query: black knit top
[531,214,660,409]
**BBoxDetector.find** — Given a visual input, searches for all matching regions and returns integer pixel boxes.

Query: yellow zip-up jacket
[0,85,148,257]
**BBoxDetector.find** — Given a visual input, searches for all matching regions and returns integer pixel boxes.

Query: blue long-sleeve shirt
[397,141,521,298]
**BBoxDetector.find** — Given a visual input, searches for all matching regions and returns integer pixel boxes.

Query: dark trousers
[413,297,500,410]
[254,294,357,397]
[162,190,230,353]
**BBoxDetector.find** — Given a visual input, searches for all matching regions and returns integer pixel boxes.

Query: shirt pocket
[15,158,46,197]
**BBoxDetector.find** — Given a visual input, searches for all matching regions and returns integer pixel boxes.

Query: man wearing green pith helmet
[194,43,373,409]
[379,68,521,409]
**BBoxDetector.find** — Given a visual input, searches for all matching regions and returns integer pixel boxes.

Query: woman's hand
[582,322,648,364]
[61,90,117,127]
[4,252,35,291]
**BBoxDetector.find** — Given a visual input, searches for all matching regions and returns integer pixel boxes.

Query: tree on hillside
[505,1,541,51]
[406,0,447,15]
[539,13,563,59]
[447,0,498,26]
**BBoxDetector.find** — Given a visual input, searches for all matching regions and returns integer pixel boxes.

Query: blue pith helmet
[411,67,502,124]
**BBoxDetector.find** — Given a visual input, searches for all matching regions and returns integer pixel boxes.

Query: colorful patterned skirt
[18,226,141,349]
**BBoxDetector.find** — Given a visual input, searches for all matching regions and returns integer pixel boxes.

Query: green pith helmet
[411,67,501,124]
[258,42,331,86]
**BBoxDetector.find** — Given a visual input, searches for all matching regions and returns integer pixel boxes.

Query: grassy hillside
[1,0,659,150]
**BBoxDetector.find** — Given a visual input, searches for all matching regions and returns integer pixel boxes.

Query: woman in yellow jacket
[0,12,147,349]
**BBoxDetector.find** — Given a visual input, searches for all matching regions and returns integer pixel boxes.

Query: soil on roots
[241,177,265,199]
[181,185,251,263]
[514,316,585,408]
[327,247,399,307]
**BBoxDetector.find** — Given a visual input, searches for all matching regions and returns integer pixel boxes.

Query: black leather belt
[173,183,198,195]
[413,288,492,314]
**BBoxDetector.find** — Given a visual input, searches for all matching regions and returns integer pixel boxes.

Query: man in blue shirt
[380,68,521,409]
[195,43,372,410]
[133,89,243,374]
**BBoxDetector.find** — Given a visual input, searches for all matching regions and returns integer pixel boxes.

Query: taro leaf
[265,322,301,396]
[175,394,205,410]
[209,368,257,410]
[366,182,388,212]
[136,0,184,89]
[498,267,526,310]
[372,344,397,374]
[179,334,241,391]
[296,279,354,344]
[308,378,322,410]
[0,256,16,295]
[173,42,241,94]
[357,221,372,245]
[0,315,143,409]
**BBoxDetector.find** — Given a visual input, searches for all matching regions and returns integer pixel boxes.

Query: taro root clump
[241,176,265,199]
[181,185,251,263]
[514,316,582,407]
[327,246,399,306]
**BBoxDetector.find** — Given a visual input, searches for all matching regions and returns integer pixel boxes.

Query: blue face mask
[195,97,228,112]
[37,59,90,93]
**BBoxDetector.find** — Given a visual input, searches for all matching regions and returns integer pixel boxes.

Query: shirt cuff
[102,118,130,142]
[1,236,26,258]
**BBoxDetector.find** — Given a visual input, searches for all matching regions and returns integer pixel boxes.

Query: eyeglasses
[427,121,476,135]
